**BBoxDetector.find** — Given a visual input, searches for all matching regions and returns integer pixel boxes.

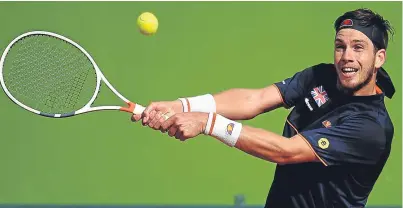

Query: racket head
[0,31,102,117]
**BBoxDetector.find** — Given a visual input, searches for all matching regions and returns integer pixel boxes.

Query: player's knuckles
[154,119,163,128]
[149,123,156,129]
[147,112,157,123]
[143,105,154,116]
[152,121,160,129]
[154,112,162,121]
[143,110,155,123]
[150,116,161,129]
[174,118,183,126]
[148,120,158,128]
[149,102,169,111]
[149,110,156,118]
[159,117,166,124]
[152,121,161,130]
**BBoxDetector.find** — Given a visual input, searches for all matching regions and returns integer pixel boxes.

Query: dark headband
[336,18,387,49]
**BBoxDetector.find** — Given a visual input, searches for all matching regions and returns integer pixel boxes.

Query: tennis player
[133,8,396,207]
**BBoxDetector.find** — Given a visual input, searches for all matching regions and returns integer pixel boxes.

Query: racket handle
[133,104,146,114]
[120,102,146,114]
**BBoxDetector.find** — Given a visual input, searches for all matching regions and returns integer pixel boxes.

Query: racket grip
[120,102,146,114]
[133,104,146,115]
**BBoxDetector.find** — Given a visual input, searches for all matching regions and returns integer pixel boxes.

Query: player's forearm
[214,85,283,120]
[178,85,283,120]
[213,88,263,120]
[232,125,293,164]
[203,113,316,164]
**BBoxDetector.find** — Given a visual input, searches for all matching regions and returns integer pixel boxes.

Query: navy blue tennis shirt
[265,63,395,208]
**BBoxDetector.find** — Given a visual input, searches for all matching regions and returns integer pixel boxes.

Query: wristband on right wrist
[178,94,216,113]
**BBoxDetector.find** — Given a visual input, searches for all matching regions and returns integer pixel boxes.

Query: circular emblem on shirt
[318,138,329,149]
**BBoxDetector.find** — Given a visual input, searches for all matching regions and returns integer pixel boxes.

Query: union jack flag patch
[311,86,329,107]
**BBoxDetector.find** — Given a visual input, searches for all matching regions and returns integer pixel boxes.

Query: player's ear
[375,49,386,69]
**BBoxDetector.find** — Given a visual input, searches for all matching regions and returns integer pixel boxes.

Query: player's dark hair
[334,8,394,51]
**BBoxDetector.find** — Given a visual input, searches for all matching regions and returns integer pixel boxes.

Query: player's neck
[353,78,378,96]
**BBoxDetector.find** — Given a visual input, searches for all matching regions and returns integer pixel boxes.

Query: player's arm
[201,113,386,166]
[178,85,284,120]
[135,85,284,128]
[233,125,318,164]
[136,66,313,128]
[178,67,314,120]
[161,112,318,165]
[213,85,284,120]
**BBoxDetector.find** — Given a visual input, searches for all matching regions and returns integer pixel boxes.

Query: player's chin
[338,79,360,93]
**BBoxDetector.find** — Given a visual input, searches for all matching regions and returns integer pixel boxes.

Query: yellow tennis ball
[137,12,158,35]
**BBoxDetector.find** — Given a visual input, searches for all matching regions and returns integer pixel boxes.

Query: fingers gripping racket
[0,31,146,118]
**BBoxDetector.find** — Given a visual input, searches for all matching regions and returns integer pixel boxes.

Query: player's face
[334,29,383,94]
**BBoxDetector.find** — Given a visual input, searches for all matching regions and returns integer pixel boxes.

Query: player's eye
[353,44,364,51]
[335,44,345,50]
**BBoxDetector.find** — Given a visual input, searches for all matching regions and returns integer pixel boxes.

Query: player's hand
[131,100,183,130]
[160,112,208,141]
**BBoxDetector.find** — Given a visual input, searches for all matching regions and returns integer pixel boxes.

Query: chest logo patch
[311,85,329,107]
[322,120,332,128]
[318,138,330,149]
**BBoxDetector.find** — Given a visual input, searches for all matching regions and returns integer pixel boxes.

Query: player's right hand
[131,100,183,130]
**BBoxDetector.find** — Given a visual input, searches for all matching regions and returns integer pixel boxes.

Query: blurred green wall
[0,1,401,206]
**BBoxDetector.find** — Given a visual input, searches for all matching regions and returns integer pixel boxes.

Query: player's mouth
[340,67,358,79]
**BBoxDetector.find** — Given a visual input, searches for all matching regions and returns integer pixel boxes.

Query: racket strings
[63,69,92,109]
[2,35,97,114]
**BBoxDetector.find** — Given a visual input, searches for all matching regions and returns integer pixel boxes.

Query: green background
[0,1,401,206]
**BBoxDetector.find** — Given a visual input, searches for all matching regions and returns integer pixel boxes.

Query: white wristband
[178,94,216,113]
[178,98,190,112]
[204,112,242,147]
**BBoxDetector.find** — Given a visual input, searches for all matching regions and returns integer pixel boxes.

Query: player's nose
[341,47,355,63]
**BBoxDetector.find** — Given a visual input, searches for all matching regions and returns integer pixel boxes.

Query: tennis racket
[0,31,146,118]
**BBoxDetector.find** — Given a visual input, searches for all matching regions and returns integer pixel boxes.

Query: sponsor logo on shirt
[322,120,332,128]
[318,138,329,149]
[305,98,313,111]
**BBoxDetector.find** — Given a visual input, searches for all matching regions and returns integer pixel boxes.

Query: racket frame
[0,31,145,118]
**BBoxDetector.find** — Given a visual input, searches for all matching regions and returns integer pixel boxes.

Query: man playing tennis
[132,8,395,208]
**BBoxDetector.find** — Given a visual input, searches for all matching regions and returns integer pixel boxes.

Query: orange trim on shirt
[272,84,289,108]
[287,119,299,134]
[375,86,383,95]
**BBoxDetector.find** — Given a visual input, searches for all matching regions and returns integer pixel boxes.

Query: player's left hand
[160,112,209,141]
